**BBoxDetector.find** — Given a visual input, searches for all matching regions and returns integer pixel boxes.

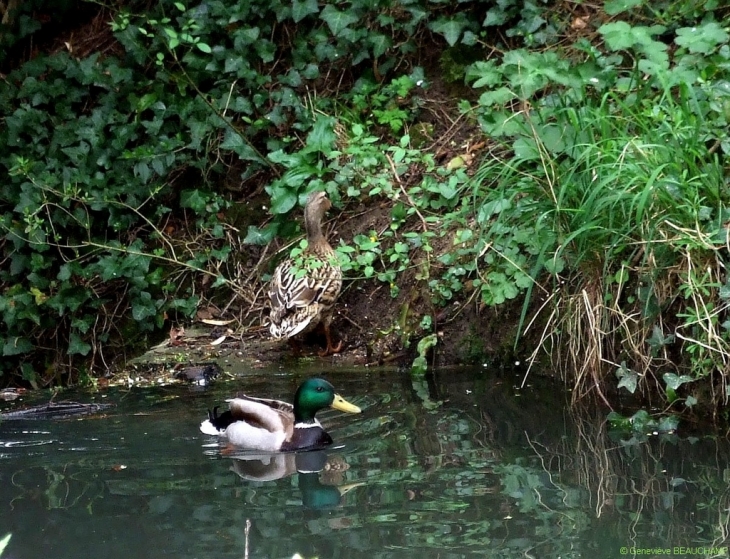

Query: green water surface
[0,367,728,558]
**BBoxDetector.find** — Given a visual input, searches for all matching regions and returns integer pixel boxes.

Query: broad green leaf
[134,161,151,183]
[244,224,277,245]
[466,61,501,88]
[647,325,674,350]
[131,291,157,321]
[478,87,515,106]
[483,6,509,27]
[279,69,302,87]
[136,92,157,112]
[536,125,566,154]
[220,129,262,161]
[543,256,564,275]
[268,183,299,214]
[305,115,336,153]
[638,57,668,76]
[369,33,391,58]
[462,30,477,46]
[237,27,260,44]
[3,337,34,356]
[438,181,458,200]
[281,166,316,187]
[604,0,643,15]
[600,22,666,52]
[255,39,276,63]
[428,17,464,47]
[599,21,636,50]
[292,0,319,23]
[320,5,359,36]
[72,314,95,334]
[302,63,319,79]
[513,137,539,160]
[268,149,305,167]
[68,332,91,356]
[663,372,692,390]
[616,363,638,394]
[675,22,729,54]
[657,415,679,432]
[180,189,208,213]
[477,198,511,223]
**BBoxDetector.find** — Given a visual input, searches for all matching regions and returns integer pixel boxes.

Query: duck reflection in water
[228,450,363,510]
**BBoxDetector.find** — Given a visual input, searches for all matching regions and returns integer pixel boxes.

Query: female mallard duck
[200,378,361,452]
[269,190,343,356]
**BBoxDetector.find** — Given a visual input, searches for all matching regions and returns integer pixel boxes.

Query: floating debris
[0,402,113,420]
[0,388,27,401]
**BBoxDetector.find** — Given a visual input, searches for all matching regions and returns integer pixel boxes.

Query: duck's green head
[293,378,361,423]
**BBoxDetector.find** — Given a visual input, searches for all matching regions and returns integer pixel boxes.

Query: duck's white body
[200,396,330,452]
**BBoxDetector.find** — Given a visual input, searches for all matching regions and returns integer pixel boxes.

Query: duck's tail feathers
[200,406,233,436]
[199,418,221,436]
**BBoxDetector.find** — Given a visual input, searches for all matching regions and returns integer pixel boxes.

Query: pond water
[0,366,729,559]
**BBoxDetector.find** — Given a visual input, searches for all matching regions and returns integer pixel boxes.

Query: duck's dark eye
[316,386,324,392]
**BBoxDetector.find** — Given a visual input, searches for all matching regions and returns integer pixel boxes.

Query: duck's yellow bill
[331,394,361,414]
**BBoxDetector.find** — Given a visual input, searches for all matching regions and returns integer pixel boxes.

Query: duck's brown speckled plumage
[268,191,342,355]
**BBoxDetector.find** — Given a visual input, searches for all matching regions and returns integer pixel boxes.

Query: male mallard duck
[200,378,361,452]
[269,190,343,355]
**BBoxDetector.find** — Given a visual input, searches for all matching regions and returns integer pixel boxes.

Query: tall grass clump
[462,14,730,408]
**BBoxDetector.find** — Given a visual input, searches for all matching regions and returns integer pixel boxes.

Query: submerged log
[0,401,112,420]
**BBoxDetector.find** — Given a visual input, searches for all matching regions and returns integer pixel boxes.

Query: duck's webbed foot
[318,324,343,356]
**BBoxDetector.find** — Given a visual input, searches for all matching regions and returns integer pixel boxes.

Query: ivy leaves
[320,5,359,36]
[292,0,319,23]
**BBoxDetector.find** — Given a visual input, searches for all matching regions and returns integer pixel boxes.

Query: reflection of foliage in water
[263,390,594,558]
[9,465,106,511]
[535,402,730,553]
[2,374,730,558]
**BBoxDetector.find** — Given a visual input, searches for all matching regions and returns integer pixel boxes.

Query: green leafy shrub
[455,6,730,405]
[0,0,498,385]
[0,49,230,385]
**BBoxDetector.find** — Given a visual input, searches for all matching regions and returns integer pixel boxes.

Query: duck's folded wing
[228,396,294,433]
[271,261,340,310]
[270,264,319,310]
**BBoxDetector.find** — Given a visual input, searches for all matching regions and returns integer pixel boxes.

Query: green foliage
[0,41,234,383]
[1,0,497,385]
[411,333,438,375]
[607,410,680,438]
[254,1,730,414]
[2,0,728,406]
[454,4,730,409]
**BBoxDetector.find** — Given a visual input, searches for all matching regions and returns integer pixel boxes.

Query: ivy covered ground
[1,1,730,421]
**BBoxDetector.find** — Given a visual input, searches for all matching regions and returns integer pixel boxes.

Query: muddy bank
[124,282,529,386]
